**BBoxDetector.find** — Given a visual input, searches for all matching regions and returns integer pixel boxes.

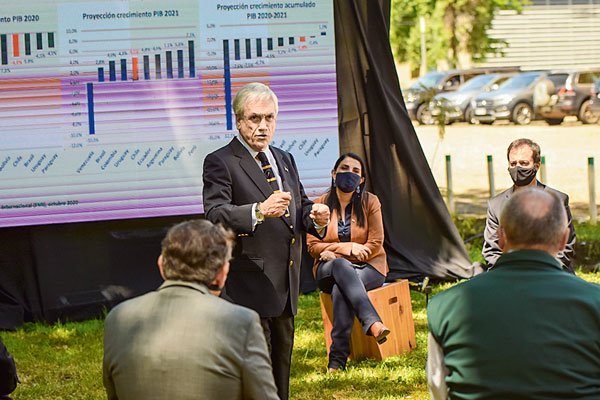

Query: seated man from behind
[428,188,600,400]
[103,220,279,400]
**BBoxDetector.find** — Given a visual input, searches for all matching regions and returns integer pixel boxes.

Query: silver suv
[471,71,566,125]
[403,67,520,125]
[536,68,600,125]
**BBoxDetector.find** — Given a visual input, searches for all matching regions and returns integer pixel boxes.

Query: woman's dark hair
[325,152,367,227]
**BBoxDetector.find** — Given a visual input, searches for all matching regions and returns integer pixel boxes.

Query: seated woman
[307,152,389,372]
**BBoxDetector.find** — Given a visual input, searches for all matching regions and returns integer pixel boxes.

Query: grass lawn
[2,270,599,400]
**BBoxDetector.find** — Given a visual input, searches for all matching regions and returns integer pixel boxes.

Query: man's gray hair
[232,82,279,119]
[500,188,566,249]
[160,220,234,286]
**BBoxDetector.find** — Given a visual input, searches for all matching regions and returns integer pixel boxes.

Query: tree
[390,0,529,72]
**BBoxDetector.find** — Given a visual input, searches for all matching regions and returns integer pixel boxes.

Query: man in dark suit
[0,337,17,400]
[103,220,279,400]
[482,138,576,272]
[428,188,600,399]
[202,82,330,400]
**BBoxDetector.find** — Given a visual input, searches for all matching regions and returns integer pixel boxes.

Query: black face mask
[508,166,538,186]
[335,172,361,193]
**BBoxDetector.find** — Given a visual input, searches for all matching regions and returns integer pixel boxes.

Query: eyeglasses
[243,113,276,124]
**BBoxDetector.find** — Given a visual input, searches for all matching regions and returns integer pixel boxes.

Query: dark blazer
[482,181,576,271]
[0,337,17,397]
[103,280,279,400]
[202,138,317,317]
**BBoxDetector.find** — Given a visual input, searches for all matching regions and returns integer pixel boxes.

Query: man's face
[508,145,538,170]
[236,98,277,152]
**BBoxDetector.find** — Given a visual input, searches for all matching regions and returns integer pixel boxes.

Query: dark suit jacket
[202,138,317,317]
[0,338,17,397]
[103,280,279,400]
[482,181,576,271]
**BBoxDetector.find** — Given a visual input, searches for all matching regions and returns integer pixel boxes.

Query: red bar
[12,34,19,57]
[299,36,306,42]
[132,57,139,80]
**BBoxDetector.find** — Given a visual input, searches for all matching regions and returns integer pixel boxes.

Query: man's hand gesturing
[260,192,292,217]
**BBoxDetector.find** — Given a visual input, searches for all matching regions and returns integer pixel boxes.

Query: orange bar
[12,34,20,57]
[132,57,139,80]
[299,36,306,42]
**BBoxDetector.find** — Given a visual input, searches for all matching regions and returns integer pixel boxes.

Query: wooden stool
[319,279,416,361]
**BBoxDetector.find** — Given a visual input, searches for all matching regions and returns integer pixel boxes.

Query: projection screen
[0,0,339,227]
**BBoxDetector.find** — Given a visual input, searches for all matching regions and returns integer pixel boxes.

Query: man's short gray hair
[500,188,566,249]
[232,82,279,120]
[160,220,234,286]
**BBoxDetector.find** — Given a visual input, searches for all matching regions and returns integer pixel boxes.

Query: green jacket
[428,250,600,399]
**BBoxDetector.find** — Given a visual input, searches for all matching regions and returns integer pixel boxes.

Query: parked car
[429,73,514,124]
[536,68,600,125]
[403,67,520,125]
[471,71,567,125]
[590,78,600,120]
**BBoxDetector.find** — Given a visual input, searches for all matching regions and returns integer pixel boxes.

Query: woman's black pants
[316,258,385,369]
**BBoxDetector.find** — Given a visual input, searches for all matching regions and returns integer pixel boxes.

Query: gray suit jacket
[103,280,279,400]
[482,181,576,271]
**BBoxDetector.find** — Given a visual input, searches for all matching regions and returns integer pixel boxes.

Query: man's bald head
[499,188,568,254]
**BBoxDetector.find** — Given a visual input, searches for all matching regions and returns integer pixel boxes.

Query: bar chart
[0,0,338,228]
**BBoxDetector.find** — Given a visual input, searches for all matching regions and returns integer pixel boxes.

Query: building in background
[480,0,600,70]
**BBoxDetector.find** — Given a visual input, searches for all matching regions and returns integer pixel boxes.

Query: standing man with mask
[482,138,576,272]
[202,82,330,400]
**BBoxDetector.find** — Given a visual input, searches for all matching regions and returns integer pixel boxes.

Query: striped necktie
[257,151,290,219]
[256,151,280,194]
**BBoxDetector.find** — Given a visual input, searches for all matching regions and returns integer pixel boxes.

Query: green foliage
[390,0,529,70]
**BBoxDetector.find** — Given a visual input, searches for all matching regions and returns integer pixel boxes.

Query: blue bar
[188,40,195,78]
[278,37,284,46]
[267,38,273,51]
[289,37,294,45]
[25,33,31,55]
[143,55,150,80]
[155,54,161,79]
[256,38,262,57]
[1,35,7,65]
[87,83,95,135]
[166,51,173,78]
[109,60,116,81]
[177,50,184,78]
[245,39,251,59]
[120,58,127,81]
[223,40,232,131]
[234,39,240,61]
[98,67,104,82]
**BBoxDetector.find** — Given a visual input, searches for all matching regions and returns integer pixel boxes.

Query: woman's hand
[351,243,371,262]
[319,250,336,261]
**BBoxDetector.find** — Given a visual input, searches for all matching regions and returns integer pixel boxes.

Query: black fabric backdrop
[0,0,479,330]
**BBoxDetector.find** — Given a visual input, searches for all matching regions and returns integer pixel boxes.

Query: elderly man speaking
[427,188,600,400]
